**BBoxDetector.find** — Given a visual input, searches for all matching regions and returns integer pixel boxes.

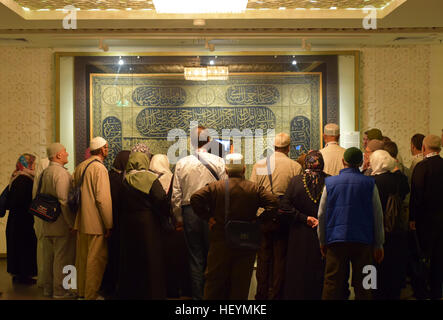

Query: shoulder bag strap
[195,154,219,181]
[79,159,100,187]
[36,168,47,195]
[266,154,274,194]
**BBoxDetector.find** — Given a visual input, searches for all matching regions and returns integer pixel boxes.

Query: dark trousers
[375,232,408,300]
[204,241,256,300]
[322,242,374,300]
[255,225,288,300]
[182,205,209,300]
[429,232,443,300]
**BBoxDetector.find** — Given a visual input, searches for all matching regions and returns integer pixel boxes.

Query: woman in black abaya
[279,151,328,300]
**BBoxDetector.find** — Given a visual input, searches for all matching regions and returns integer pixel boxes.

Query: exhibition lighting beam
[184,66,229,81]
[152,0,248,13]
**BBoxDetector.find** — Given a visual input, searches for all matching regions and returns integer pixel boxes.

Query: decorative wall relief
[90,73,323,169]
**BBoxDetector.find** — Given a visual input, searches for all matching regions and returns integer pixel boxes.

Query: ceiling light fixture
[184,66,228,81]
[153,0,248,13]
[193,19,206,26]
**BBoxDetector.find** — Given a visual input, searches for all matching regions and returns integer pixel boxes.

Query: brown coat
[190,176,279,242]
[73,156,112,235]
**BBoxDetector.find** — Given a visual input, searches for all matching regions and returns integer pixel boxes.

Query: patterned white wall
[0,48,54,254]
[360,46,431,167]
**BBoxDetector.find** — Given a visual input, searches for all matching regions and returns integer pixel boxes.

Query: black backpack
[384,184,408,233]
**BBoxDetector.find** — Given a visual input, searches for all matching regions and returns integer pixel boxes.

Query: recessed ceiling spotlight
[22,7,30,11]
[126,8,132,11]
[330,7,337,10]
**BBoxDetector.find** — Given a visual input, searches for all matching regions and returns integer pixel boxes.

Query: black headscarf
[111,150,131,174]
[303,150,327,204]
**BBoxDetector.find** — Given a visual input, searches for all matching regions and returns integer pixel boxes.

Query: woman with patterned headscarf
[115,151,169,299]
[6,153,38,285]
[279,150,328,299]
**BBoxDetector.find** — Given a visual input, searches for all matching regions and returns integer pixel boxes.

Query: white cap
[225,153,244,173]
[47,143,65,159]
[90,137,107,151]
[274,132,290,148]
[324,123,340,136]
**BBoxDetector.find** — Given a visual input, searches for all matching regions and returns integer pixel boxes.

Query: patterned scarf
[303,150,327,203]
[9,153,36,186]
[131,143,152,159]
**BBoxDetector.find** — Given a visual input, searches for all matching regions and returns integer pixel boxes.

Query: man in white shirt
[171,126,226,300]
[320,123,346,176]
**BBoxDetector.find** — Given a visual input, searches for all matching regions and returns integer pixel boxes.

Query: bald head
[422,134,441,155]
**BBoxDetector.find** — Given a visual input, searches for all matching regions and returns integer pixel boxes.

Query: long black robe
[6,174,37,278]
[115,179,169,300]
[279,175,325,300]
[373,171,410,300]
[100,169,125,297]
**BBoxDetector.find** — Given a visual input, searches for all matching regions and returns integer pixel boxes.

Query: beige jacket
[320,142,346,176]
[73,156,112,235]
[250,151,302,196]
[39,162,76,237]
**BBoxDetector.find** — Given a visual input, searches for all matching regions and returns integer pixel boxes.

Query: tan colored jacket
[320,142,346,176]
[39,162,75,237]
[73,156,112,235]
[190,177,279,241]
[249,151,302,196]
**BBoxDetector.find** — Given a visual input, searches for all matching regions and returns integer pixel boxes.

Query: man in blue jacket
[317,147,385,300]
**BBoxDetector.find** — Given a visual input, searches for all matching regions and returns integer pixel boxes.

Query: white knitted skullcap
[90,137,107,151]
[324,123,340,136]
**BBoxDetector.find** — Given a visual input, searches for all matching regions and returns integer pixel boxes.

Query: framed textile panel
[90,72,323,173]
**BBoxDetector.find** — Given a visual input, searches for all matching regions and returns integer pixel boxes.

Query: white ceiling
[0,0,442,49]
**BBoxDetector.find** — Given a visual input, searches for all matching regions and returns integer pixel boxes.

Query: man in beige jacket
[319,123,346,176]
[73,137,112,300]
[250,132,302,300]
[39,143,76,298]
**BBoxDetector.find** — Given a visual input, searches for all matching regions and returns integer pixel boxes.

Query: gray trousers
[42,235,76,296]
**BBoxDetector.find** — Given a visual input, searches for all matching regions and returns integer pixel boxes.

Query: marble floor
[0,258,416,300]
